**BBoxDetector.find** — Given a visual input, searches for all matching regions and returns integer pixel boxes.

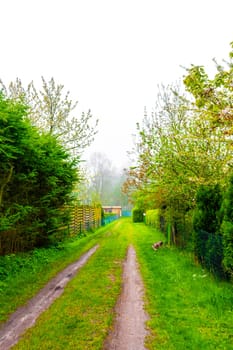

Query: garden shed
[102,206,122,217]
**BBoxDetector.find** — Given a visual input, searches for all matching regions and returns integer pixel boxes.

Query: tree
[183,44,233,149]
[124,80,230,246]
[123,42,233,277]
[79,152,130,207]
[124,84,197,243]
[0,93,29,209]
[0,94,78,254]
[183,42,233,273]
[0,77,98,156]
[88,152,112,201]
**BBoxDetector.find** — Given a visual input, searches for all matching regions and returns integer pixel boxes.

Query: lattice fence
[68,205,102,235]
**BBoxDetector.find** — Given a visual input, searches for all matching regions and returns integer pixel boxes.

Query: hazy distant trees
[88,152,112,200]
[81,152,129,207]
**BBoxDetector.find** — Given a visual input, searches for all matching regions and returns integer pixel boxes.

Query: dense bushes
[221,174,233,279]
[145,209,161,229]
[145,207,192,248]
[123,44,233,281]
[193,185,222,234]
[144,182,233,279]
[193,184,226,277]
[0,94,78,254]
[132,208,144,222]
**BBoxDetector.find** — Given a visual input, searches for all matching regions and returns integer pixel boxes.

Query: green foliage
[205,233,223,275]
[221,174,233,278]
[101,207,105,225]
[183,46,233,142]
[132,208,144,222]
[132,221,233,349]
[145,209,161,229]
[124,82,225,246]
[1,219,233,348]
[122,44,233,280]
[124,42,233,242]
[0,77,98,156]
[0,226,105,323]
[9,220,131,349]
[0,246,63,282]
[0,94,78,254]
[193,185,224,276]
[221,221,233,278]
[193,184,222,234]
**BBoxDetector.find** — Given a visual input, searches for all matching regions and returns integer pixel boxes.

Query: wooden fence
[0,205,102,255]
[67,205,102,235]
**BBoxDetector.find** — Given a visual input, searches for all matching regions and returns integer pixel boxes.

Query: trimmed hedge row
[132,208,144,222]
[145,209,161,229]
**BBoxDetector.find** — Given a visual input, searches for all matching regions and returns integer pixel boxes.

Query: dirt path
[0,245,99,350]
[104,245,149,350]
[0,244,149,350]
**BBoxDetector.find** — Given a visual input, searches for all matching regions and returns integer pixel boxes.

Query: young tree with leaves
[124,76,232,247]
[0,77,98,156]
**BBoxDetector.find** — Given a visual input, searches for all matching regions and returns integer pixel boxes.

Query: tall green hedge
[192,184,223,276]
[221,174,233,279]
[0,94,78,254]
[145,209,160,229]
[132,208,144,223]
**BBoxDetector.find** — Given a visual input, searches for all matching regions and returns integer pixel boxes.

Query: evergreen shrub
[193,184,224,276]
[221,174,233,278]
[132,208,144,223]
[0,94,78,254]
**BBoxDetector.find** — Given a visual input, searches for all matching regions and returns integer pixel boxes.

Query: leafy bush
[0,245,65,281]
[192,184,223,276]
[205,233,223,275]
[132,208,144,223]
[193,184,222,233]
[145,209,160,229]
[221,174,233,279]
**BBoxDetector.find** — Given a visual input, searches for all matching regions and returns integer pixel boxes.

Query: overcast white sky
[1,0,233,168]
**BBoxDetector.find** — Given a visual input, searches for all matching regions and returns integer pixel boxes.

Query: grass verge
[132,222,233,350]
[0,222,119,324]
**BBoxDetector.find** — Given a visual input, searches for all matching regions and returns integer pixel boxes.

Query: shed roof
[102,206,122,209]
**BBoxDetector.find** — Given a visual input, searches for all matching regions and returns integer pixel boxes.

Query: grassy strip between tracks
[2,218,233,349]
[13,219,132,350]
[132,223,233,350]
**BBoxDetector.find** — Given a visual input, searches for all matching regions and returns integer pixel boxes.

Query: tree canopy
[0,93,78,254]
[123,43,233,278]
[0,77,98,156]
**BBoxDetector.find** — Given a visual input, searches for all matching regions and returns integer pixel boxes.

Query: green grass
[132,222,233,349]
[13,219,133,349]
[0,223,119,324]
[1,218,233,349]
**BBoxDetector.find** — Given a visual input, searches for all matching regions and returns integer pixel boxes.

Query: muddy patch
[104,245,149,350]
[0,244,99,350]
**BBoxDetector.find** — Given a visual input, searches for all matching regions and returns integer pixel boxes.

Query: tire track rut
[104,245,149,350]
[0,244,99,350]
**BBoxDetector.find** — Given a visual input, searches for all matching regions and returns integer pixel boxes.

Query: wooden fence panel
[67,205,102,236]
